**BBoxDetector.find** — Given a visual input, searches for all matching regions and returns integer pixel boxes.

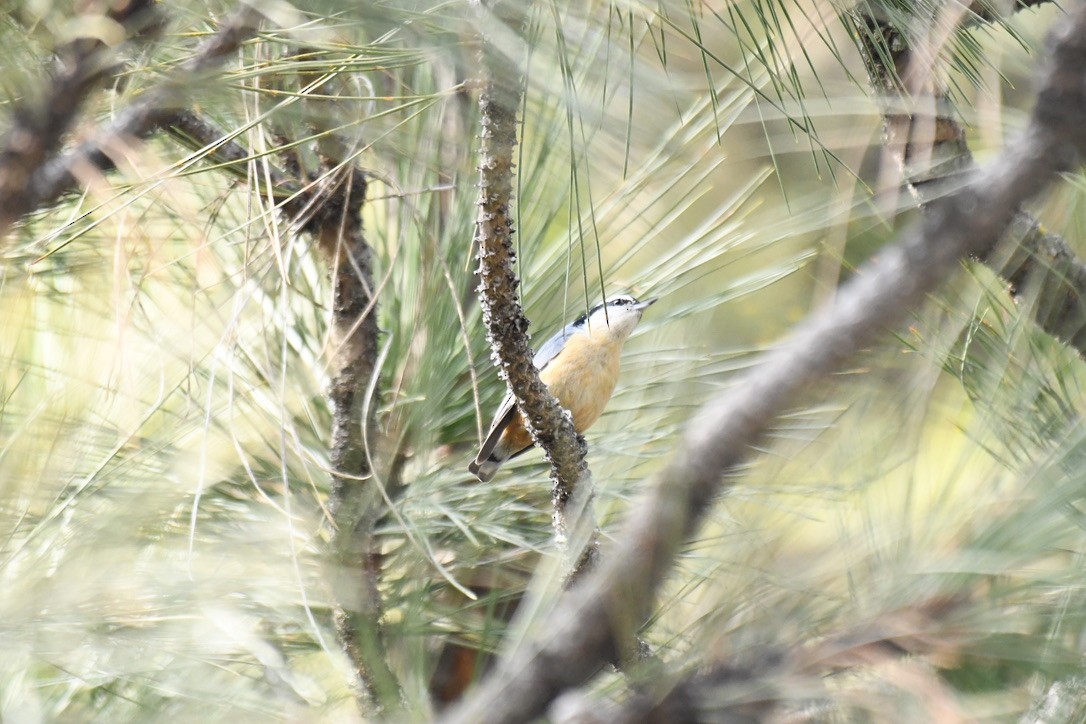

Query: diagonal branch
[967,0,1057,24]
[162,109,290,189]
[441,6,1086,722]
[554,596,970,722]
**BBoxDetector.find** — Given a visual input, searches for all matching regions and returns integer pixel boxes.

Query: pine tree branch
[968,0,1056,24]
[155,83,402,715]
[262,61,405,710]
[552,597,969,723]
[441,6,1086,722]
[551,661,779,724]
[167,86,402,714]
[162,109,291,188]
[470,0,600,576]
[0,1,399,710]
[238,61,403,710]
[301,168,402,710]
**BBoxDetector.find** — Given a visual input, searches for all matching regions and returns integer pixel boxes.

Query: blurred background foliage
[1,0,1085,720]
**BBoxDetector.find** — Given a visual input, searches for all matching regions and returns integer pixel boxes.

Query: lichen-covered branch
[0,0,159,234]
[441,6,1086,721]
[853,4,1086,358]
[471,1,599,574]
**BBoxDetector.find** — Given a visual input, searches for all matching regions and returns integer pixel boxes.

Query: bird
[468,294,656,482]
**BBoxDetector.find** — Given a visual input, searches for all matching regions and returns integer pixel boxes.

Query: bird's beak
[633,298,657,311]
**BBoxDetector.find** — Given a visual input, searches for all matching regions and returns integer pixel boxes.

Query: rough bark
[471,0,600,575]
[158,81,401,715]
[299,171,400,708]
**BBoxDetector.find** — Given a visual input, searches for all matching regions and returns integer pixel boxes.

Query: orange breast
[496,332,622,458]
[539,332,621,432]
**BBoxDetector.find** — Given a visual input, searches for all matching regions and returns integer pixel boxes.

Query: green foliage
[2,0,1086,720]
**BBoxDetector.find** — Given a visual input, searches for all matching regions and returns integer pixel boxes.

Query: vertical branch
[287,170,400,709]
[274,58,403,709]
[323,212,388,706]
[0,0,400,711]
[471,0,600,575]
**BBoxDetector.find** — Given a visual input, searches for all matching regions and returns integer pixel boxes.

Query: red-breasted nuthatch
[469,295,656,482]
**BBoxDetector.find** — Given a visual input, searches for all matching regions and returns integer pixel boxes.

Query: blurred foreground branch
[163,109,290,188]
[967,0,1057,24]
[442,6,1086,722]
[553,597,970,722]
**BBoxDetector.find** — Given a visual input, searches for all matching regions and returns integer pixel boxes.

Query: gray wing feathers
[472,393,517,465]
[470,324,579,477]
[532,325,576,371]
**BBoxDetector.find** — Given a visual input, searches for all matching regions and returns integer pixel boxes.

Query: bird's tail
[468,454,501,482]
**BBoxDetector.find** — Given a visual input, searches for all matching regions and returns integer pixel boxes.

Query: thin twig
[441,6,1086,722]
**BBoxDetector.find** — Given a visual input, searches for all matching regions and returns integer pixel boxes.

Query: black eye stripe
[572,297,639,327]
